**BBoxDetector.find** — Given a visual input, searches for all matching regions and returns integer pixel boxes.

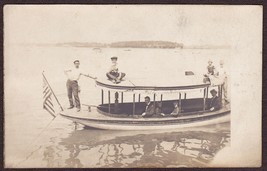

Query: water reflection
[42,127,230,168]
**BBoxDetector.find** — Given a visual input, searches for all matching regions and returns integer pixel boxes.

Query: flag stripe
[46,98,53,107]
[43,90,52,98]
[44,103,55,113]
[44,99,54,108]
[44,105,56,117]
[43,86,49,93]
[43,87,51,95]
[44,93,53,102]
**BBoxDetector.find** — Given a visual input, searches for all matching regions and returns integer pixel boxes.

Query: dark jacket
[209,96,221,111]
[144,102,155,117]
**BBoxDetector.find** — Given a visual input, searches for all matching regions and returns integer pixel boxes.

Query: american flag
[43,74,56,118]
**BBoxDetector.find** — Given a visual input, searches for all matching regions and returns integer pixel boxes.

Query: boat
[92,47,102,53]
[60,74,230,130]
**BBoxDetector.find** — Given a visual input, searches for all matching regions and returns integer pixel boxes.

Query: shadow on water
[42,123,230,168]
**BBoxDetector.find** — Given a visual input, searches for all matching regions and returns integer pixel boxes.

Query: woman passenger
[170,101,180,117]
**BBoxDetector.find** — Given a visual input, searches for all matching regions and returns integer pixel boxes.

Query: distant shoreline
[17,41,231,49]
[46,41,183,49]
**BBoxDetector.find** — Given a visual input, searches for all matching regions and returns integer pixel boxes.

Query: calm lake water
[5,45,231,168]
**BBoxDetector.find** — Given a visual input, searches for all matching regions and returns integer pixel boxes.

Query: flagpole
[42,71,64,111]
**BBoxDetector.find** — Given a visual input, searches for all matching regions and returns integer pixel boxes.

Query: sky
[4,5,262,46]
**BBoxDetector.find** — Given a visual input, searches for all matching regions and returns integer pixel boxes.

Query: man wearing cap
[64,60,97,112]
[208,89,221,111]
[106,56,126,84]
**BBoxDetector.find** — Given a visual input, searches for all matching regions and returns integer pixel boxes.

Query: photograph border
[0,0,265,170]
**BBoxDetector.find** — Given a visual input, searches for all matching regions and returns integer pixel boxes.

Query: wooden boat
[60,75,230,130]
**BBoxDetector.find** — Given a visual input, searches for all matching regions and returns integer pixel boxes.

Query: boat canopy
[95,75,210,93]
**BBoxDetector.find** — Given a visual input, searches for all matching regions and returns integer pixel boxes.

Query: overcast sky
[4,5,262,46]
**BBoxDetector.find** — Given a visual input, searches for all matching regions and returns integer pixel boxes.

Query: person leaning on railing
[64,60,97,112]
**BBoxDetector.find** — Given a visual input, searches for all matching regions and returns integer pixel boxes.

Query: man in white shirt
[64,60,97,112]
[216,60,229,104]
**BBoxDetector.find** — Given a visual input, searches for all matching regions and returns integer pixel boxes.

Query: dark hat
[73,60,80,64]
[111,56,118,60]
[144,96,150,100]
[210,89,217,94]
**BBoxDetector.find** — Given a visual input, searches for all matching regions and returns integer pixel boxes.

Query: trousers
[66,79,80,109]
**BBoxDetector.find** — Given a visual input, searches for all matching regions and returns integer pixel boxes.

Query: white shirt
[145,102,151,111]
[109,63,119,72]
[67,67,83,81]
[217,66,227,81]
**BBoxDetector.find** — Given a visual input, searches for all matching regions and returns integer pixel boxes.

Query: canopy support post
[203,87,206,112]
[138,94,141,102]
[160,94,163,103]
[218,85,221,98]
[133,93,135,115]
[220,85,223,104]
[108,90,111,113]
[179,92,182,112]
[121,92,123,103]
[206,87,209,99]
[101,89,104,104]
[184,93,187,99]
[115,92,119,113]
[153,93,156,102]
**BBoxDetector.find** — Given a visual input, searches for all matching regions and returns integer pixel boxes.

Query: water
[4,45,231,168]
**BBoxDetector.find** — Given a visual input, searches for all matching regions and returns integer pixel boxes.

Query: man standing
[64,60,97,112]
[141,96,155,117]
[217,60,229,104]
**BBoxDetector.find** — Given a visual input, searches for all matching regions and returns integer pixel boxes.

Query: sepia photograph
[4,5,262,168]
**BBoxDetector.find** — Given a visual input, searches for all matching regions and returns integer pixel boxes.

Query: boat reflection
[43,128,230,168]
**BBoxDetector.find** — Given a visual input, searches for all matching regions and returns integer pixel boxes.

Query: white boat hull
[60,110,230,131]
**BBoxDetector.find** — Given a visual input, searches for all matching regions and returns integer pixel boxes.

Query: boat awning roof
[95,75,210,92]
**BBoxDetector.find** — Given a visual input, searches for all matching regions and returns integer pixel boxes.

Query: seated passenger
[207,60,216,76]
[209,89,221,111]
[155,102,166,117]
[141,96,155,117]
[106,56,126,84]
[170,101,180,117]
[203,60,216,83]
